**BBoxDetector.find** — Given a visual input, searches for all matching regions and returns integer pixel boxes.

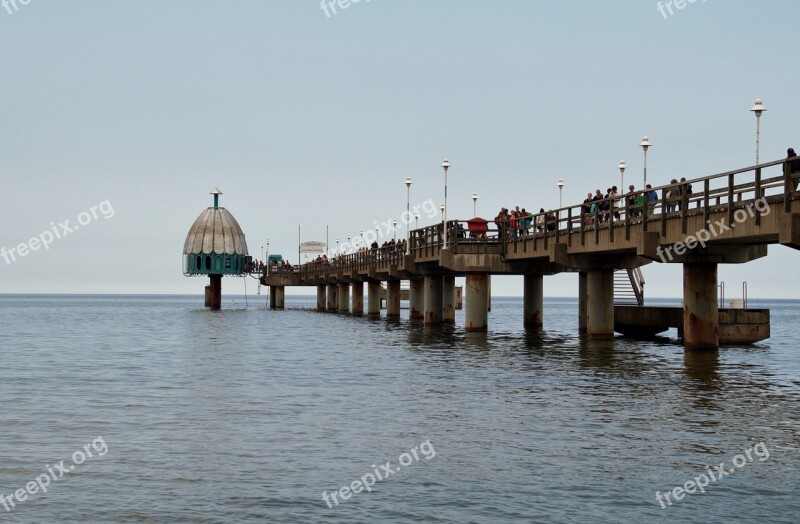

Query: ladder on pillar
[614,268,645,306]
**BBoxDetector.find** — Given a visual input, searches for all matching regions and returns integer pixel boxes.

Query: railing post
[727,173,735,226]
[755,167,762,226]
[785,159,792,213]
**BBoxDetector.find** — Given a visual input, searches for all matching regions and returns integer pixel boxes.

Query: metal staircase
[614,268,645,306]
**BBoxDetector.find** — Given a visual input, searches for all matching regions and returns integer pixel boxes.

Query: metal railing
[267,157,798,278]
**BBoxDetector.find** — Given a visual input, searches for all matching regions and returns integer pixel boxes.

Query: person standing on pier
[784,148,800,191]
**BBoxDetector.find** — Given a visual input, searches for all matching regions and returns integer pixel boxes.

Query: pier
[262,159,800,349]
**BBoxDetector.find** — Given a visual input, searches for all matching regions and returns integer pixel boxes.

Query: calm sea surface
[0,294,799,523]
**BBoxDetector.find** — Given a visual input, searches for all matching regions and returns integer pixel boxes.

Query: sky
[2,0,799,300]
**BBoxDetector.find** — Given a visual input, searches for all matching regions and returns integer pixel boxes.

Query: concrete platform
[614,306,770,345]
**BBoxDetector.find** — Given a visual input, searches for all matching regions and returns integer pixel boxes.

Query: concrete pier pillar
[367,281,381,317]
[269,285,276,310]
[465,273,489,332]
[409,279,424,319]
[274,286,285,310]
[443,275,456,322]
[586,269,614,337]
[524,273,544,328]
[338,283,350,314]
[209,274,222,310]
[578,271,588,333]
[683,263,719,350]
[424,275,444,324]
[316,285,326,311]
[386,280,401,318]
[326,283,338,312]
[351,282,364,316]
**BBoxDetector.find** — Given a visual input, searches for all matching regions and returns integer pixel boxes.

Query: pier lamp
[336,239,339,259]
[557,179,565,209]
[405,177,413,243]
[640,136,651,186]
[414,212,419,229]
[618,160,627,191]
[472,192,478,216]
[393,220,397,242]
[750,98,766,166]
[440,203,445,220]
[360,231,364,251]
[347,235,351,254]
[375,225,380,244]
[441,158,450,249]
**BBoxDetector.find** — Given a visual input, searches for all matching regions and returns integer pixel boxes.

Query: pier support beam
[424,275,444,324]
[316,285,326,311]
[386,280,401,318]
[683,263,719,350]
[367,281,381,317]
[409,279,424,319]
[524,273,544,328]
[209,275,221,310]
[444,275,456,322]
[351,282,364,316]
[326,283,338,312]
[578,271,588,333]
[273,286,285,310]
[586,269,614,338]
[338,283,350,314]
[465,273,489,332]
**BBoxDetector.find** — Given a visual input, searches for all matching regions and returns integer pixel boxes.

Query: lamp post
[347,235,351,254]
[472,192,478,216]
[557,178,565,208]
[750,98,766,166]
[640,136,651,187]
[360,231,364,251]
[414,212,419,229]
[335,239,339,260]
[375,225,380,246]
[393,220,397,242]
[404,177,412,243]
[442,158,450,249]
[618,160,627,191]
[440,203,445,221]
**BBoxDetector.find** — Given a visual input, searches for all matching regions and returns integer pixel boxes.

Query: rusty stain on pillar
[387,280,401,318]
[338,283,350,314]
[578,271,588,333]
[274,286,285,310]
[465,273,489,332]
[683,263,719,350]
[443,275,456,322]
[317,285,326,311]
[326,284,338,311]
[208,274,222,309]
[351,282,364,316]
[424,275,444,324]
[367,281,381,317]
[586,269,614,338]
[524,273,544,328]
[409,279,424,319]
